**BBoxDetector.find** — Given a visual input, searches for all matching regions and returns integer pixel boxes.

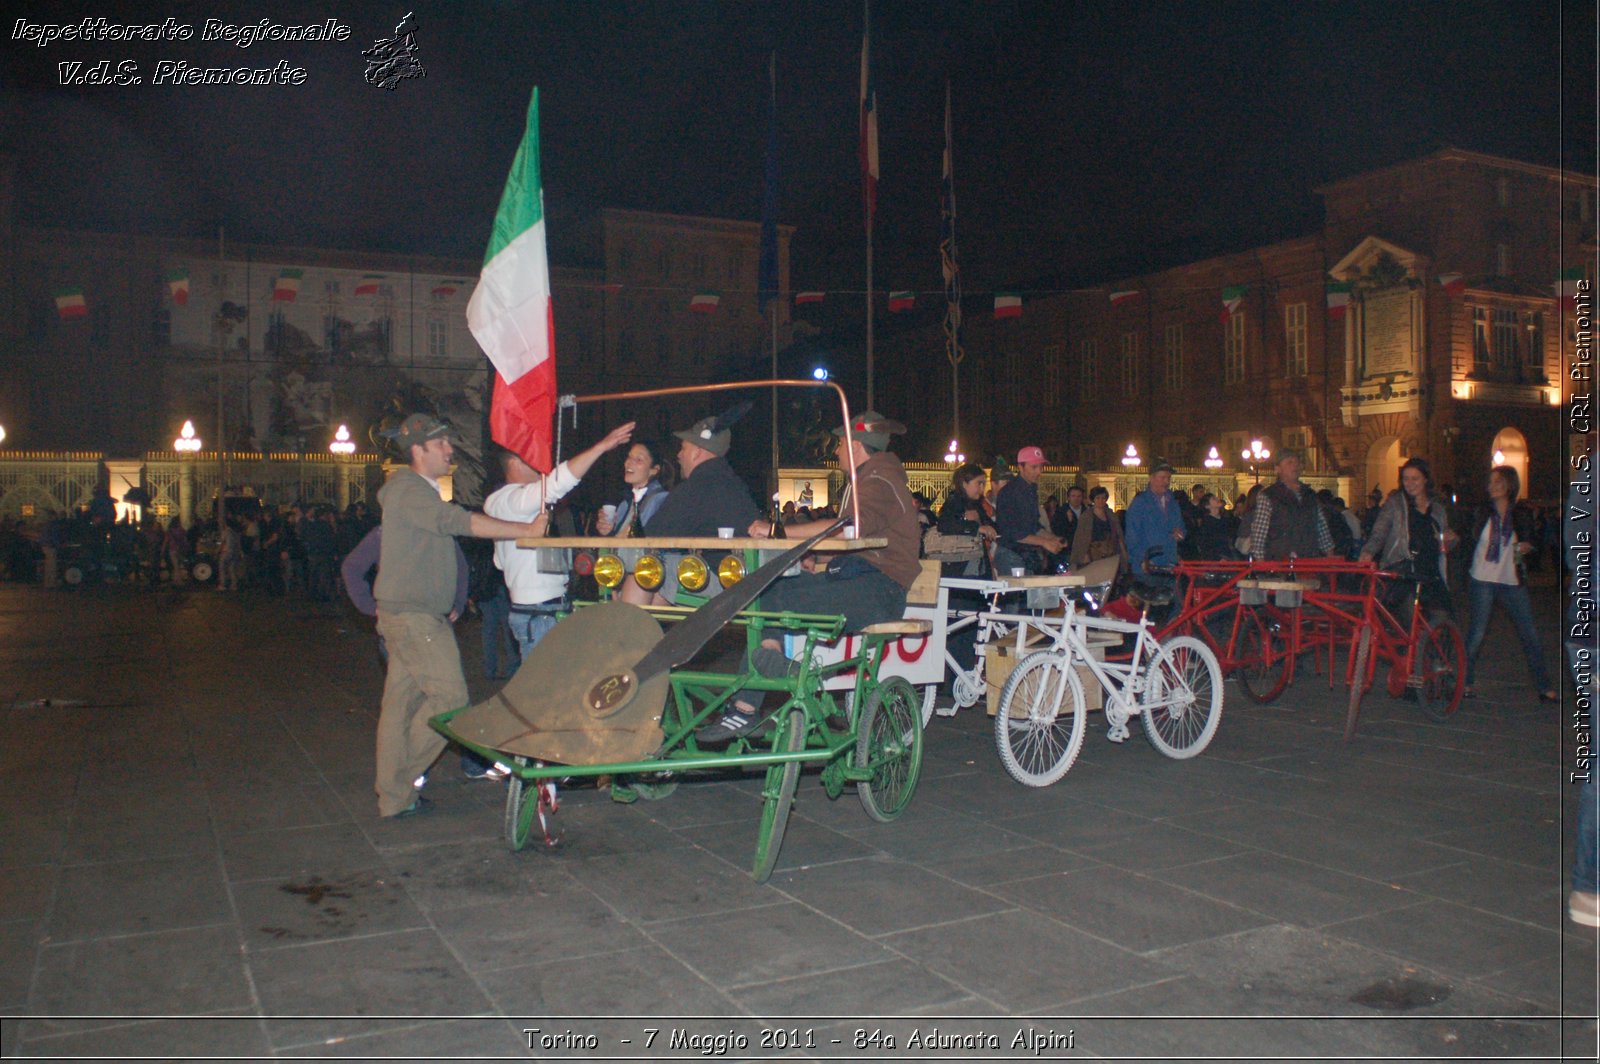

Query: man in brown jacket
[697,412,920,745]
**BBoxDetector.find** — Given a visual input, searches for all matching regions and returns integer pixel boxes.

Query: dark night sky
[3,0,1594,303]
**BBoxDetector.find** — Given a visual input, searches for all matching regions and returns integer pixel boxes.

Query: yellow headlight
[633,554,664,591]
[716,555,745,588]
[593,553,625,589]
[676,555,709,593]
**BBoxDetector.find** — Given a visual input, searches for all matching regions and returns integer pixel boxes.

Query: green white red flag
[1220,284,1248,323]
[272,269,302,302]
[1109,289,1139,307]
[795,291,824,305]
[688,292,721,313]
[165,268,189,305]
[54,287,87,319]
[1436,273,1466,297]
[887,290,914,312]
[1557,267,1584,310]
[431,280,464,298]
[354,274,383,297]
[1325,280,1351,319]
[467,87,560,473]
[993,292,1022,319]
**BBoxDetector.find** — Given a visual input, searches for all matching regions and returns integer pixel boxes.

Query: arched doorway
[1490,427,1529,500]
[1365,436,1401,501]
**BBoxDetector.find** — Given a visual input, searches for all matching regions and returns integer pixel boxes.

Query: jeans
[508,607,560,659]
[1464,577,1553,690]
[478,592,519,679]
[1570,642,1599,893]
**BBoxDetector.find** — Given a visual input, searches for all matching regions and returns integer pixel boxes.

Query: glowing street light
[1204,446,1224,470]
[1241,438,1271,484]
[811,366,830,381]
[174,420,203,453]
[1492,449,1506,466]
[1121,443,1141,468]
[943,438,965,464]
[0,423,6,447]
[329,424,357,455]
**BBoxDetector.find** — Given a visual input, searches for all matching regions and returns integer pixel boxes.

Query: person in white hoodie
[483,422,634,657]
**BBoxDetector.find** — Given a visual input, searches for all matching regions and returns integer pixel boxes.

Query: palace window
[1285,302,1308,377]
[1282,426,1316,471]
[1224,313,1246,384]
[1473,307,1491,367]
[1121,332,1139,396]
[427,318,447,360]
[1044,344,1064,405]
[1079,339,1099,397]
[1163,324,1183,391]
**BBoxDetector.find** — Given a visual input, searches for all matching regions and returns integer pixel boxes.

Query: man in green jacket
[373,414,548,819]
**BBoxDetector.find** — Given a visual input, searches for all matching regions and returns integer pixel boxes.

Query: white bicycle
[995,579,1224,787]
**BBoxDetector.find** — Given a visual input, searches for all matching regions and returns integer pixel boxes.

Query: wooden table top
[516,536,888,551]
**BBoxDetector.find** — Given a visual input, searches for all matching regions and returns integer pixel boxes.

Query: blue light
[811,367,829,381]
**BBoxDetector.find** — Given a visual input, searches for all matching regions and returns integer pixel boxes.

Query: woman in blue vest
[595,440,673,537]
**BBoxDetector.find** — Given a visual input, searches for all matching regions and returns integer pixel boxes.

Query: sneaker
[695,710,761,747]
[1570,890,1600,927]
[390,796,433,819]
[483,762,510,781]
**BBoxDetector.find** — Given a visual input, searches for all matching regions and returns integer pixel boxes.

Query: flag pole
[861,0,876,412]
[941,78,963,449]
[216,225,227,498]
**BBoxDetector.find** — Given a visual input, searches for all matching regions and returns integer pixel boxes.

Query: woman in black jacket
[1463,465,1556,701]
[937,462,997,578]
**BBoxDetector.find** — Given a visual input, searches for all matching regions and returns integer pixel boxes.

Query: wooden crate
[985,640,1104,715]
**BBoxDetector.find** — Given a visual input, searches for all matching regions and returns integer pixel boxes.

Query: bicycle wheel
[504,756,535,851]
[1344,626,1372,743]
[1141,635,1222,759]
[1235,608,1292,704]
[1413,618,1466,722]
[751,708,805,883]
[995,651,1086,786]
[857,677,924,821]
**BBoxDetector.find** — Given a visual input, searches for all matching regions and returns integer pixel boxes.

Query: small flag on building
[430,280,462,298]
[54,287,88,319]
[795,291,825,305]
[888,290,915,313]
[993,292,1022,319]
[1220,284,1248,323]
[273,268,303,302]
[599,281,623,294]
[1436,273,1466,297]
[165,268,190,305]
[1325,280,1351,319]
[354,274,384,297]
[1557,267,1584,310]
[688,291,721,313]
[1109,289,1139,308]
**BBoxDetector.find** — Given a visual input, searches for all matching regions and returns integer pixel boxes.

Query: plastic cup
[1010,567,1026,577]
[843,524,857,539]
[599,504,617,523]
[717,527,735,539]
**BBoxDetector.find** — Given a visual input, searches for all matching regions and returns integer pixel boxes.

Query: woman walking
[1463,465,1557,701]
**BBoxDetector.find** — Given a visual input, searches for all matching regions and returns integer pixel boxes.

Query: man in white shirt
[484,422,634,656]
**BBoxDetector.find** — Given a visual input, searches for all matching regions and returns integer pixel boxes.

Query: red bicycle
[1344,561,1466,741]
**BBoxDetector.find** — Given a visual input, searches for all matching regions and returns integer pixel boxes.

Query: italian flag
[993,292,1022,319]
[431,280,462,298]
[272,268,303,302]
[1325,280,1351,319]
[1220,284,1248,323]
[165,268,190,306]
[688,291,720,313]
[1557,267,1584,310]
[354,274,384,297]
[467,87,560,474]
[54,287,88,319]
[795,291,824,305]
[887,290,914,312]
[1108,289,1139,307]
[1436,273,1466,297]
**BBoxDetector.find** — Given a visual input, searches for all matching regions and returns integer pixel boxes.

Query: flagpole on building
[861,0,877,412]
[767,53,780,489]
[217,225,227,497]
[941,78,963,447]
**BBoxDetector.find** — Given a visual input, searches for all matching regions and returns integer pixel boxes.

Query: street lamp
[1121,443,1141,468]
[174,420,203,453]
[329,424,356,455]
[1204,446,1224,470]
[811,366,830,381]
[1241,439,1271,484]
[0,423,6,447]
[1492,449,1506,466]
[943,439,965,464]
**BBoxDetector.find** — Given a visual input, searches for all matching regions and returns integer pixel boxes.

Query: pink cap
[1017,445,1047,465]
